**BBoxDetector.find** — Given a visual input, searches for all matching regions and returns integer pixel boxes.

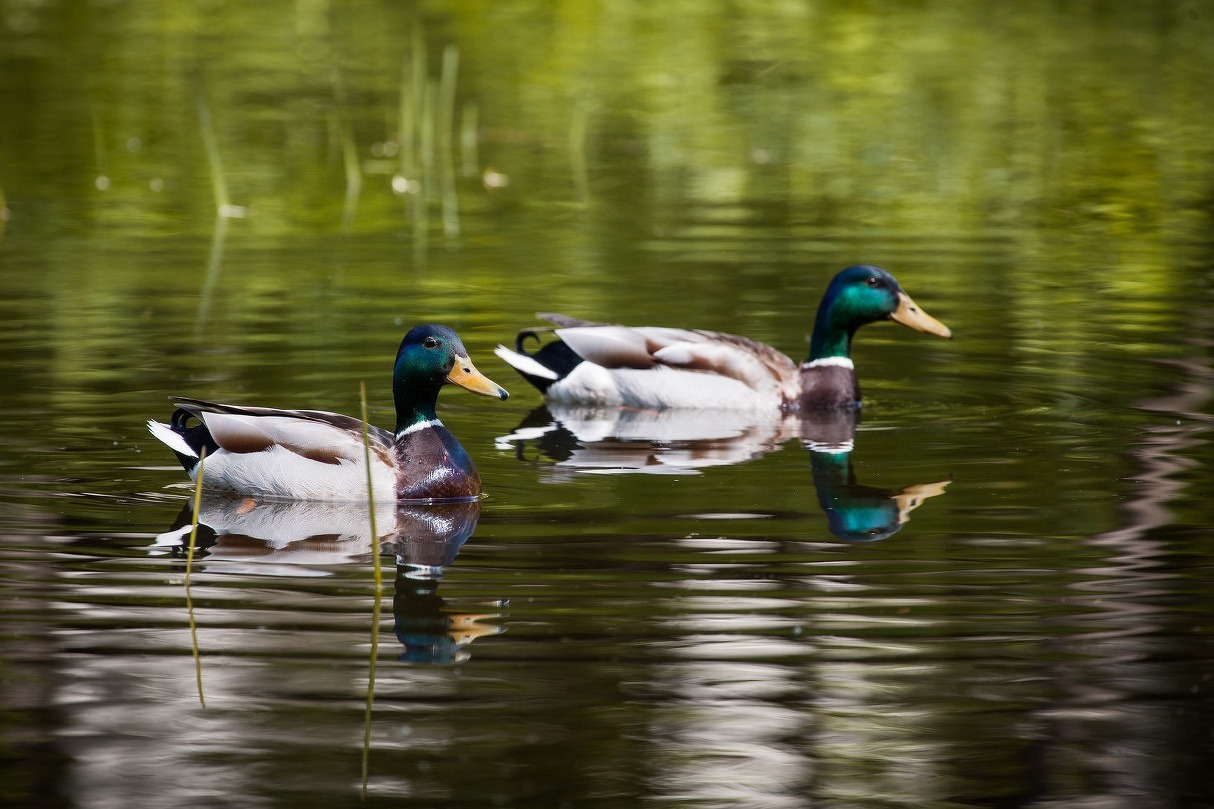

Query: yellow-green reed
[359,380,383,591]
[359,381,383,796]
[185,448,207,708]
[195,91,230,217]
[332,70,363,232]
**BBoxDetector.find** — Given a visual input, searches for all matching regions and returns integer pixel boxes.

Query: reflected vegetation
[1042,319,1214,798]
[153,496,504,663]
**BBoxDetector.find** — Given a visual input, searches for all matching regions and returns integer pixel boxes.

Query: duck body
[495,265,950,412]
[149,325,508,503]
[511,326,798,411]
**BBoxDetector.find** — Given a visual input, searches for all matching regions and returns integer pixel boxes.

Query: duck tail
[147,407,222,472]
[495,328,583,394]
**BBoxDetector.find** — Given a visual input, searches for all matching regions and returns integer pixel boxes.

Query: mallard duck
[148,325,508,502]
[494,265,950,411]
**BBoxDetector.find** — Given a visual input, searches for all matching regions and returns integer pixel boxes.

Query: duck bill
[894,479,953,524]
[891,291,952,338]
[447,356,509,400]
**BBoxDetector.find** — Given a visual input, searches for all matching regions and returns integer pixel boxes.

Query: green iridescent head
[392,324,508,430]
[808,265,951,360]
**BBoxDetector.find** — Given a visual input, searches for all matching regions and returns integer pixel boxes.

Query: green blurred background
[3,0,1212,518]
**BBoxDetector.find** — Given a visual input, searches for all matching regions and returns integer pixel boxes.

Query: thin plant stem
[360,576,383,798]
[420,77,437,194]
[195,213,229,339]
[359,381,383,591]
[185,448,207,708]
[359,382,383,796]
[570,101,590,207]
[400,26,425,184]
[439,45,460,238]
[90,104,109,190]
[459,100,479,178]
[332,71,363,232]
[195,92,229,215]
[185,448,206,584]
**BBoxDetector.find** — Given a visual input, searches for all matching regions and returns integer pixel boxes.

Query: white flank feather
[547,364,780,411]
[546,362,624,406]
[151,409,402,501]
[614,367,779,410]
[198,445,398,502]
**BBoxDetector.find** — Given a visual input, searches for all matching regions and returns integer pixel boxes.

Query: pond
[1,3,1213,808]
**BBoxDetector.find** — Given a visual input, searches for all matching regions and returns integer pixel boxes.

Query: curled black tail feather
[509,330,584,393]
[166,408,221,471]
[515,328,550,353]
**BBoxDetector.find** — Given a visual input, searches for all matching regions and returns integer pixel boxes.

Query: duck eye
[866,276,880,287]
[423,336,439,349]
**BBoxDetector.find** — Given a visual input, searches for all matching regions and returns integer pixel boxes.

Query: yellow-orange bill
[448,356,510,400]
[891,292,952,338]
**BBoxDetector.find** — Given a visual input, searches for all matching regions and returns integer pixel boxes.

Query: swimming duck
[148,324,508,502]
[495,265,950,411]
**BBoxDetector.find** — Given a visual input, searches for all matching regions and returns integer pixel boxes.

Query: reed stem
[359,381,383,796]
[195,92,230,216]
[333,71,363,231]
[185,449,207,708]
[359,381,383,592]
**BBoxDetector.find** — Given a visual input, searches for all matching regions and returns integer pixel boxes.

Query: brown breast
[393,424,481,501]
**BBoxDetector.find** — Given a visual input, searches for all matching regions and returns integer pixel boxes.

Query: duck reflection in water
[498,405,949,541]
[807,445,950,543]
[152,497,503,663]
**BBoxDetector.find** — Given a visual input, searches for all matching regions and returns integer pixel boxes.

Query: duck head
[393,325,508,430]
[809,265,951,361]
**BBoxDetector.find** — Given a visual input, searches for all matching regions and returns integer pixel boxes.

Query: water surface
[2,3,1213,808]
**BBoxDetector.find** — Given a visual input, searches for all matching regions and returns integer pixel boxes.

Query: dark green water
[2,3,1213,808]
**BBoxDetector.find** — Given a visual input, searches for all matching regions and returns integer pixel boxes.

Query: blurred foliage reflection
[1,1,1211,240]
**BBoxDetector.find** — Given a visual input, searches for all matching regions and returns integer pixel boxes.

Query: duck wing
[657,327,801,391]
[171,398,396,466]
[549,320,799,395]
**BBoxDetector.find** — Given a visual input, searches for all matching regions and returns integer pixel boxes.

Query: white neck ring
[803,357,855,370]
[397,418,442,438]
